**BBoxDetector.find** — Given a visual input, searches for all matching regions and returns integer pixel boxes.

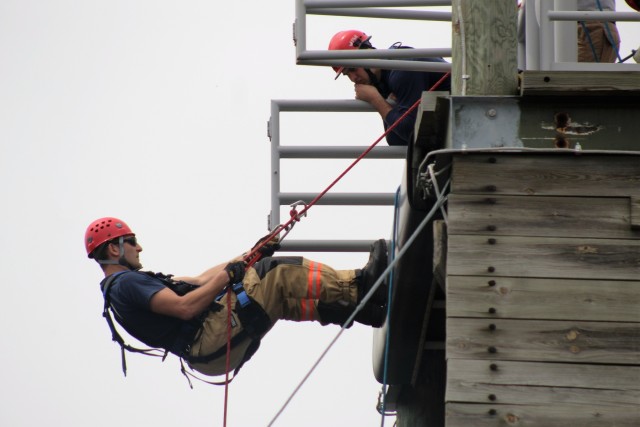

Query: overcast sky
[1,1,639,427]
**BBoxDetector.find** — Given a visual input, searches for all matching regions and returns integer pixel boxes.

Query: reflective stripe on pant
[188,257,358,376]
[247,257,358,322]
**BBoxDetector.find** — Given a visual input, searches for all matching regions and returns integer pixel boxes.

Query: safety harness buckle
[231,282,251,308]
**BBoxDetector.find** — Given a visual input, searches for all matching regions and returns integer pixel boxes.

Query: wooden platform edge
[520,71,640,96]
[445,402,640,427]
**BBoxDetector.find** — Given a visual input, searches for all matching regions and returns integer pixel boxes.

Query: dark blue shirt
[380,53,451,146]
[103,271,183,350]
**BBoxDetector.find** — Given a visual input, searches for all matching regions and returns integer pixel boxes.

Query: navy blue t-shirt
[381,55,451,146]
[103,271,184,350]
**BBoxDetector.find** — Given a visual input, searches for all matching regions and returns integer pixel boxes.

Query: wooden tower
[376,1,640,425]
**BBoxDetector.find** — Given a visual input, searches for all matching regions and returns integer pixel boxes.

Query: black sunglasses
[122,236,138,246]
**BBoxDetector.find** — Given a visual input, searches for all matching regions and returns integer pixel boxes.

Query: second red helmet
[328,30,373,78]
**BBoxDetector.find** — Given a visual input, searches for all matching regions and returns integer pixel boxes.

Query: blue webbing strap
[231,282,251,308]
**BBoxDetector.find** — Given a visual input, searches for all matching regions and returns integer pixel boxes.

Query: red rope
[243,71,452,265]
[223,288,232,425]
[223,70,451,426]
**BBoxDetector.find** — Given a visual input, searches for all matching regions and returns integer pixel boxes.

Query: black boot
[354,301,387,328]
[357,239,389,306]
[317,301,386,328]
[317,301,354,328]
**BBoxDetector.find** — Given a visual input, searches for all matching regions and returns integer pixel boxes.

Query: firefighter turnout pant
[188,257,358,376]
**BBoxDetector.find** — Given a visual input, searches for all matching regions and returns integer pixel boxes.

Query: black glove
[252,233,281,258]
[224,261,246,283]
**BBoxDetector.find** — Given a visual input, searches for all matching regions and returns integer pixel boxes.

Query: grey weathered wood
[520,71,640,96]
[447,235,640,280]
[446,359,640,406]
[447,318,640,364]
[451,154,640,197]
[448,194,640,239]
[414,91,449,150]
[446,402,640,427]
[433,220,447,291]
[451,0,518,96]
[446,276,640,322]
[632,196,640,230]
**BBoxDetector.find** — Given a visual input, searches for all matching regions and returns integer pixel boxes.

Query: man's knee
[253,256,303,279]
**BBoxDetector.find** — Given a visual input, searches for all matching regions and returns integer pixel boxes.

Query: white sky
[1,1,638,427]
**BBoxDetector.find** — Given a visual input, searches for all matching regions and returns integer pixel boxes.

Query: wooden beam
[446,403,640,427]
[432,220,447,291]
[447,235,640,281]
[451,154,640,197]
[413,91,449,150]
[448,194,640,239]
[521,71,640,96]
[632,196,640,230]
[447,276,640,322]
[447,318,640,365]
[451,0,518,96]
[446,359,640,406]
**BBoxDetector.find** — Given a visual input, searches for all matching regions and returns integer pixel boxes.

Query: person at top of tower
[328,29,451,147]
[85,216,389,377]
[577,0,621,63]
[518,0,624,64]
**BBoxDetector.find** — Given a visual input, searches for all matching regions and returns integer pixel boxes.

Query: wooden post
[451,0,519,96]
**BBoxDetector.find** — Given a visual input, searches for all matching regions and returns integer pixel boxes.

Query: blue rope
[379,186,401,426]
[580,20,600,62]
[595,0,622,62]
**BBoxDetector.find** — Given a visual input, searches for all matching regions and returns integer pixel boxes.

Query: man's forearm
[369,97,393,121]
[181,270,229,310]
[151,269,231,320]
[173,259,238,286]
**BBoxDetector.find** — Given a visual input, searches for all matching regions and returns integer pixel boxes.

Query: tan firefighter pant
[188,257,358,376]
[578,21,620,63]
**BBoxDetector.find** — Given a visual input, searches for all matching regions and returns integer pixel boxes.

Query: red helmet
[85,217,134,258]
[626,0,640,11]
[328,30,373,78]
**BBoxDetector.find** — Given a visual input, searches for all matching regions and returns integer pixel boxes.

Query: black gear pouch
[235,297,272,339]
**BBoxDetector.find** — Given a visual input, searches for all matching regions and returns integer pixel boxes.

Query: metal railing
[294,0,453,72]
[268,99,406,251]
[268,1,453,252]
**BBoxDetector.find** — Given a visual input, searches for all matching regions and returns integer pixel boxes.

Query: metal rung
[279,145,406,159]
[279,239,378,252]
[279,192,395,205]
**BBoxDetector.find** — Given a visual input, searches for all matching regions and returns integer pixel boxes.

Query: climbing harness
[101,271,166,376]
[100,270,269,386]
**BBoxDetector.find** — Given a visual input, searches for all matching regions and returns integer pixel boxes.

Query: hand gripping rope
[221,71,451,427]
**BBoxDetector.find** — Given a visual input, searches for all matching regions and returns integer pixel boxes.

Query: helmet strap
[97,236,136,270]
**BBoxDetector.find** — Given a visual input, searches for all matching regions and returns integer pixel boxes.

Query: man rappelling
[85,216,389,378]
